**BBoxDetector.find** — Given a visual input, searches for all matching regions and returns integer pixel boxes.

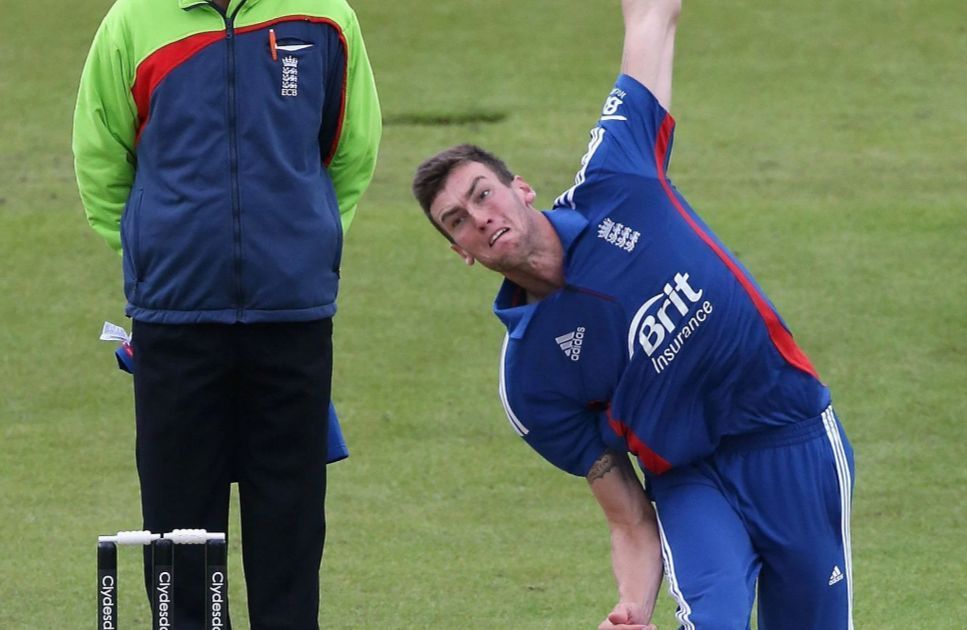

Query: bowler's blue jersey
[495,75,830,477]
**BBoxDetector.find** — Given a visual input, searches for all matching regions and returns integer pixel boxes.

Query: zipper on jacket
[211,0,248,320]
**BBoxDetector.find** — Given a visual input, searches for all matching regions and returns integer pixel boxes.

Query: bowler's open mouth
[489,227,510,246]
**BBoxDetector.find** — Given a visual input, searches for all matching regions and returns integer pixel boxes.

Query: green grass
[1,0,964,627]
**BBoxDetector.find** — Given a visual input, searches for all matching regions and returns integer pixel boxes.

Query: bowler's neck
[504,215,565,301]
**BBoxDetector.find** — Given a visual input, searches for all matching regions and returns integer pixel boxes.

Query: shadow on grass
[383,110,508,126]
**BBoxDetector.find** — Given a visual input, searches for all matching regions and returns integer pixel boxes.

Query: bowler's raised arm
[620,0,682,111]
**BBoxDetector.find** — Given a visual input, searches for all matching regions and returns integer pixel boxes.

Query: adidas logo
[555,327,586,362]
[828,566,844,586]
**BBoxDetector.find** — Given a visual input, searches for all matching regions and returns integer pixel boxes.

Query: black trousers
[132,320,332,630]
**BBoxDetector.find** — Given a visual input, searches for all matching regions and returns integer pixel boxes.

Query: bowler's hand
[598,601,656,630]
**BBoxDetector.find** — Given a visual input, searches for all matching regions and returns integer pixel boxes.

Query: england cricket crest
[281,55,299,97]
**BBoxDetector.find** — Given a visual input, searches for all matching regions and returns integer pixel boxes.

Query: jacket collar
[179,0,261,12]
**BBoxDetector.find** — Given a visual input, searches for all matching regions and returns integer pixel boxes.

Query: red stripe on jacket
[131,31,224,143]
[131,15,348,158]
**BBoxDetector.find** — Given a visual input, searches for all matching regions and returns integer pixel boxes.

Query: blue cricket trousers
[647,406,854,629]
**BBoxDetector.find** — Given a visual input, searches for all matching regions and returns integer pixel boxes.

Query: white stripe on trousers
[822,406,854,630]
[653,502,695,629]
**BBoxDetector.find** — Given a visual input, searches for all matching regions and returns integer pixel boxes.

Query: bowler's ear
[513,175,537,206]
[450,243,475,266]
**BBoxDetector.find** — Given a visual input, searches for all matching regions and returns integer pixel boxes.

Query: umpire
[73,0,381,626]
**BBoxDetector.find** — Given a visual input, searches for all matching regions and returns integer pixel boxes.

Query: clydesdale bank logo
[627,272,714,374]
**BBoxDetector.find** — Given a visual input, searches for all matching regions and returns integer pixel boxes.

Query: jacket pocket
[120,187,144,297]
[327,199,343,275]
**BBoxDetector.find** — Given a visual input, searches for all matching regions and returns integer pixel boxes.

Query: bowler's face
[429,161,538,272]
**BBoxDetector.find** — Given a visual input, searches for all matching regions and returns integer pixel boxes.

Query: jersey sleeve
[323,8,381,234]
[553,74,675,212]
[499,335,610,477]
[72,12,138,254]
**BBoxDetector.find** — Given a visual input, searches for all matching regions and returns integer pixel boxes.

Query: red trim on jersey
[131,16,348,158]
[652,115,819,379]
[607,406,671,475]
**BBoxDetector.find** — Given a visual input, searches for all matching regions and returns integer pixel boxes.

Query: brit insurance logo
[281,55,299,97]
[627,272,714,374]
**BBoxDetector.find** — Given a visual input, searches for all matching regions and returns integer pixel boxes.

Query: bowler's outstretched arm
[587,451,663,630]
[620,0,682,111]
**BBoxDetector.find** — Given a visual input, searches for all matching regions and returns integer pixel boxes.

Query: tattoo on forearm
[587,450,624,483]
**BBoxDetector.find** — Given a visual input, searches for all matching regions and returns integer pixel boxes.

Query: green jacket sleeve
[72,14,138,254]
[329,9,381,234]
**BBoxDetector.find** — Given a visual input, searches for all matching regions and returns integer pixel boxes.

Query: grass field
[1,0,964,627]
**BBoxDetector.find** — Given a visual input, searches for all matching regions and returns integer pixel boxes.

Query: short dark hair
[412,144,514,242]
